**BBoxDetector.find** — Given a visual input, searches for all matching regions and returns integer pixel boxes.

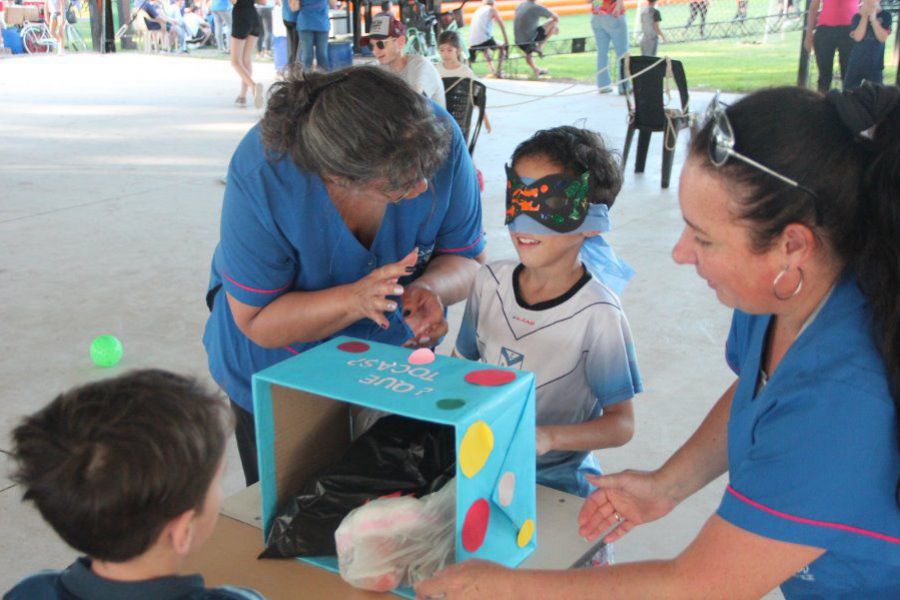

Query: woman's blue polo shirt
[720,270,900,598]
[203,105,484,412]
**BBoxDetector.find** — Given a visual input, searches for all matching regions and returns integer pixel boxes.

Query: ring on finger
[613,512,623,522]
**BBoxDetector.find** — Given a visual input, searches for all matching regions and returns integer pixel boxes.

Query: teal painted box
[252,336,536,593]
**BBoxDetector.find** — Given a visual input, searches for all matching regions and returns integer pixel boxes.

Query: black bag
[260,415,456,558]
[66,6,78,25]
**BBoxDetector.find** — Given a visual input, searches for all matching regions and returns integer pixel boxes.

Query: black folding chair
[442,77,487,156]
[620,55,694,188]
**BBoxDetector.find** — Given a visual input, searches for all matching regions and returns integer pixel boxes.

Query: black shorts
[231,2,261,39]
[469,37,502,62]
[517,25,547,55]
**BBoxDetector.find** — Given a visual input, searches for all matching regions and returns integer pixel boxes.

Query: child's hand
[401,283,447,347]
[535,426,553,456]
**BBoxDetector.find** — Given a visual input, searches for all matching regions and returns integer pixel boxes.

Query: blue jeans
[591,13,628,91]
[299,29,329,71]
[212,10,231,52]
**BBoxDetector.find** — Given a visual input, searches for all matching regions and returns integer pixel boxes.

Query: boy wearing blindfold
[455,127,642,563]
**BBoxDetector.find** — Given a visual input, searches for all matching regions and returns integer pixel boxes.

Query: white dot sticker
[498,471,516,506]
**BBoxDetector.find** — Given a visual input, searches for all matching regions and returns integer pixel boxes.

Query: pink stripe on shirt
[223,272,290,295]
[727,485,900,544]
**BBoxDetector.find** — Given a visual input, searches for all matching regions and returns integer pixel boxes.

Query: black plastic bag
[260,415,456,558]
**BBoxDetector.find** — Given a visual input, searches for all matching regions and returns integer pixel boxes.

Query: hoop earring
[772,266,803,301]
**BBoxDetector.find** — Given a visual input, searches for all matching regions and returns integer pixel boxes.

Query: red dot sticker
[461,498,490,553]
[464,369,516,386]
[337,341,370,353]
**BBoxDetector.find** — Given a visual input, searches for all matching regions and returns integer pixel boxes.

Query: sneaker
[598,86,614,94]
[253,82,264,109]
[235,96,247,107]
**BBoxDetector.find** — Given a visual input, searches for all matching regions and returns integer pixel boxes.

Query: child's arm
[536,399,634,455]
[452,265,487,360]
[850,13,868,41]
[869,11,891,43]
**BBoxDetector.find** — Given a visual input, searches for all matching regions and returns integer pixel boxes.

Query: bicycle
[63,0,87,51]
[20,19,59,54]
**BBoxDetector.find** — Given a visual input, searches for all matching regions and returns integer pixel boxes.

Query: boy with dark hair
[455,126,642,564]
[5,369,261,600]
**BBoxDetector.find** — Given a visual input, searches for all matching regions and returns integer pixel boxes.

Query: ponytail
[829,84,900,504]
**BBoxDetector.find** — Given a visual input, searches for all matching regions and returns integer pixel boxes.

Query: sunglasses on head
[705,92,821,220]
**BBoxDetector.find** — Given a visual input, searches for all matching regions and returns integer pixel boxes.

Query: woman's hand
[401,283,447,347]
[415,560,514,600]
[348,250,418,330]
[578,470,679,543]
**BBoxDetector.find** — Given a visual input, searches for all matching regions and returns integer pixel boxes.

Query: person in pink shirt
[804,0,857,92]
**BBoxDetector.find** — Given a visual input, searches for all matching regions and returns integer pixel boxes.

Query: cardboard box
[252,337,537,594]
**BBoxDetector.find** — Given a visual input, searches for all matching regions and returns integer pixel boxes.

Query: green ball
[90,335,123,367]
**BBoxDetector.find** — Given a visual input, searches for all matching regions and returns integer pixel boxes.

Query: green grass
[463,11,897,92]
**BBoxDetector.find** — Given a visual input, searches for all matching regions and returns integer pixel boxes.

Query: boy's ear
[166,509,198,556]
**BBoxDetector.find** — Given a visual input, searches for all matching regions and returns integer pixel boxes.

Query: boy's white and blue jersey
[720,270,900,598]
[456,259,642,497]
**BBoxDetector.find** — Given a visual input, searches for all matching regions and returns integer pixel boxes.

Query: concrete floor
[0,53,777,596]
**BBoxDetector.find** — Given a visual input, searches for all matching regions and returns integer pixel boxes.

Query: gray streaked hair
[261,65,453,191]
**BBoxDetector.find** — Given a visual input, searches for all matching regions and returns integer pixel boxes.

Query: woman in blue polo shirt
[204,66,485,487]
[417,85,900,598]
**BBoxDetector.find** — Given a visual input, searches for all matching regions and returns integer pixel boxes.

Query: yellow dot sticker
[459,420,494,478]
[517,518,535,548]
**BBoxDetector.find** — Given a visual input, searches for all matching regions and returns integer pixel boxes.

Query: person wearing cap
[361,14,446,108]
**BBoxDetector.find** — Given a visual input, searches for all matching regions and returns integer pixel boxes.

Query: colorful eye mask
[504,164,592,233]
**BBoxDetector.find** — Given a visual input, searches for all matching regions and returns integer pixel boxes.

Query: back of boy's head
[11,369,232,562]
[510,126,623,207]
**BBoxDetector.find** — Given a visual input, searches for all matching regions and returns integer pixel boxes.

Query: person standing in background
[590,0,628,93]
[282,0,299,66]
[229,0,265,108]
[208,0,231,52]
[256,0,273,58]
[640,0,665,56]
[297,0,335,71]
[804,0,856,92]
[843,0,892,88]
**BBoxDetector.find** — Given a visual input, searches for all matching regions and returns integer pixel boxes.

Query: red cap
[360,14,407,47]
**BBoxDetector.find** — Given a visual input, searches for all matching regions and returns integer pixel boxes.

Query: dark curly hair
[510,126,623,207]
[261,65,453,191]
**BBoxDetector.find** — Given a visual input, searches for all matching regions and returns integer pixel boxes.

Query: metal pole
[796,0,813,87]
[88,0,102,51]
[118,0,135,49]
[100,0,106,52]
